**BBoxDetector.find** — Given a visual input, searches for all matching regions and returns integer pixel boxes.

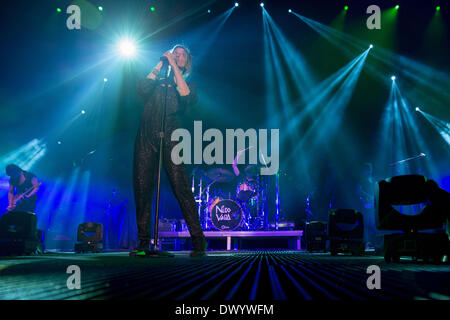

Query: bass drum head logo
[210,199,243,230]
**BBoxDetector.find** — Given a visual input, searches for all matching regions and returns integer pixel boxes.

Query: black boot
[129,239,150,256]
[190,236,207,257]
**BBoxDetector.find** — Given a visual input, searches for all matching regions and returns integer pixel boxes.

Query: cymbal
[191,168,214,183]
[191,168,207,177]
[206,168,235,183]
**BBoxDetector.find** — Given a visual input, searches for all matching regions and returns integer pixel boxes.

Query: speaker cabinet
[305,221,327,252]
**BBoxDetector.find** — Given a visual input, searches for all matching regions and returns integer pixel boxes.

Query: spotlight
[98,6,103,12]
[57,141,62,145]
[369,44,373,49]
[436,6,440,11]
[118,38,136,58]
[260,3,264,7]
[81,110,86,114]
[207,9,211,13]
[103,78,108,82]
[150,6,155,12]
[56,8,62,13]
[344,5,349,11]
[235,2,239,7]
[288,9,292,13]
[416,107,420,112]
[395,5,399,10]
[391,75,396,81]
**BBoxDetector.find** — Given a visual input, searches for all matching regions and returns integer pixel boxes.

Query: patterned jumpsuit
[133,76,205,249]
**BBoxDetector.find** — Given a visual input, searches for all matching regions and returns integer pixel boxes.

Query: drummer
[232,148,258,202]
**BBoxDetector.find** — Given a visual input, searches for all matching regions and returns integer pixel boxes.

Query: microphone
[159,56,170,79]
[160,56,169,64]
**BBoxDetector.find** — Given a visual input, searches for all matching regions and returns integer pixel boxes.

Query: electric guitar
[7,182,42,212]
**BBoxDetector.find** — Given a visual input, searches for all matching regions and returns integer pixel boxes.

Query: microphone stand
[143,62,175,258]
[305,192,313,224]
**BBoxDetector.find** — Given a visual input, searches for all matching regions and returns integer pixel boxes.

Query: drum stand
[274,172,281,230]
[205,183,214,229]
[256,174,268,230]
[194,177,203,228]
[241,201,251,230]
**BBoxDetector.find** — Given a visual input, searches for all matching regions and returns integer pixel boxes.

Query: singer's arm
[163,51,190,96]
[137,62,162,100]
[146,61,163,80]
[172,66,190,97]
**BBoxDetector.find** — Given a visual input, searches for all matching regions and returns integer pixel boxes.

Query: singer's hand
[163,51,177,68]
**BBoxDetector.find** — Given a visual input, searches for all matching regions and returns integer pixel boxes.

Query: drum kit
[191,165,269,231]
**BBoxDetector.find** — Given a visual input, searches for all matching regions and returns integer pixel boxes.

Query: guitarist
[6,164,41,213]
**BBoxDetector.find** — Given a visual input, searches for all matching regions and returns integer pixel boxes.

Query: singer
[132,45,207,257]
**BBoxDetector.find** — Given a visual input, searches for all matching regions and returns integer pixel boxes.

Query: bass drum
[209,199,243,231]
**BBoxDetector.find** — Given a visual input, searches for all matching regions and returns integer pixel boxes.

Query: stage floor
[0,250,449,300]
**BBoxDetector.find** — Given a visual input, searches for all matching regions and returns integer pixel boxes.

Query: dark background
[0,0,449,249]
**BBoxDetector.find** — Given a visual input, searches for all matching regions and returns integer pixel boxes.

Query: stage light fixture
[288,9,292,13]
[376,175,449,263]
[208,9,211,13]
[395,5,399,10]
[118,38,137,58]
[57,8,62,13]
[344,5,349,11]
[57,141,62,145]
[103,78,108,82]
[260,3,264,7]
[150,6,155,12]
[416,107,420,112]
[81,110,86,114]
[235,2,239,7]
[436,6,440,11]
[98,6,103,12]
[391,75,396,81]
[369,44,373,49]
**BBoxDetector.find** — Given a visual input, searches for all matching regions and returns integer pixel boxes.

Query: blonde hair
[170,44,192,78]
